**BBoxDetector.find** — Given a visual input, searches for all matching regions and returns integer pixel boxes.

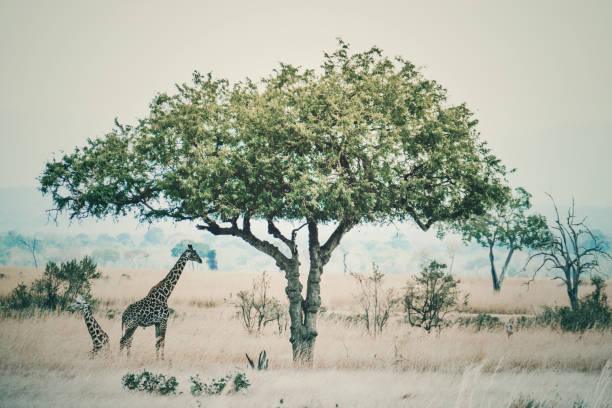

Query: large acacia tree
[40,41,509,364]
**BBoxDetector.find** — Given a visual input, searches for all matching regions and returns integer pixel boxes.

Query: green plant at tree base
[246,350,269,370]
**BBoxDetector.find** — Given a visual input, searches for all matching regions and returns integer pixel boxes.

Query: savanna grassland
[1,266,611,407]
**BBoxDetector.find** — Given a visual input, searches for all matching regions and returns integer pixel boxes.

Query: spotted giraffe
[120,244,202,358]
[69,294,110,356]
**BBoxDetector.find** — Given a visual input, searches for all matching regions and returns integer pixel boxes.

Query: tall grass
[1,266,611,407]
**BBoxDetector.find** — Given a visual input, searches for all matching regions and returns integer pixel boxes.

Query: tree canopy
[40,40,508,231]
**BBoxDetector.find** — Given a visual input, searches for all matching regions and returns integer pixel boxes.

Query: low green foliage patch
[456,313,504,331]
[189,371,250,396]
[121,370,178,395]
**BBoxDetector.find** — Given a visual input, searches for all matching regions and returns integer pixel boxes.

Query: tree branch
[320,219,357,265]
[267,218,298,256]
[405,206,435,231]
[197,216,292,269]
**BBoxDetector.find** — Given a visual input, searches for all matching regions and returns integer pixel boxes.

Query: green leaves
[453,186,549,290]
[459,187,548,251]
[40,40,508,231]
[403,261,466,332]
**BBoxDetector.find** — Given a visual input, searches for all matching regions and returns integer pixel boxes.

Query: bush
[403,261,467,333]
[0,257,101,314]
[3,283,34,310]
[189,374,204,397]
[528,277,611,332]
[558,277,611,332]
[233,271,287,334]
[350,262,401,336]
[190,371,250,396]
[122,370,179,395]
[456,313,503,331]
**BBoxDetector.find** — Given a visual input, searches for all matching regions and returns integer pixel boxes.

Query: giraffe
[69,294,110,356]
[120,244,202,359]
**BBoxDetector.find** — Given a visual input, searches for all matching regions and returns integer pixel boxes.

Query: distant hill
[1,186,611,275]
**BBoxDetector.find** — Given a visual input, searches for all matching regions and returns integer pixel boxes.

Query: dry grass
[1,266,611,407]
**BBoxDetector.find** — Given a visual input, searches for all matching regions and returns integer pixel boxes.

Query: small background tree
[350,262,400,336]
[404,261,466,333]
[525,196,611,310]
[16,235,41,268]
[458,187,549,291]
[1,231,42,267]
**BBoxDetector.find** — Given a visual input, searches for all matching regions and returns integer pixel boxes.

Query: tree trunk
[563,267,580,310]
[489,243,501,292]
[567,283,579,310]
[498,245,515,288]
[283,260,313,364]
[567,279,579,310]
[286,219,341,366]
[287,221,323,366]
[197,216,352,367]
[284,258,322,366]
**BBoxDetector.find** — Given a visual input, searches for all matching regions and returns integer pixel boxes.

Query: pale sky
[1,0,611,208]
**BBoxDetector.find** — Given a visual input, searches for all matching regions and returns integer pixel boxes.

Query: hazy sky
[1,0,611,207]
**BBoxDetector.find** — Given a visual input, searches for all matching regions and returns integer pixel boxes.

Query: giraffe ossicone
[120,244,203,359]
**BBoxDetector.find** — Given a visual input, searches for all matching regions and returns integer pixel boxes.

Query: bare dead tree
[525,195,611,310]
[233,271,287,334]
[351,262,400,337]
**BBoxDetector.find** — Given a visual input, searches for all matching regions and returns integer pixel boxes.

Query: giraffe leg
[155,322,167,360]
[90,343,101,358]
[120,326,137,356]
[154,324,161,359]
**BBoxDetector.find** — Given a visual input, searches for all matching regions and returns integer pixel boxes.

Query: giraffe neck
[81,305,102,340]
[149,253,189,301]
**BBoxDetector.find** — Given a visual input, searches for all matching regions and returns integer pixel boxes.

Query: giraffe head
[184,244,203,264]
[69,294,89,311]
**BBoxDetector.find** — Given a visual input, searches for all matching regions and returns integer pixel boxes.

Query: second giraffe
[70,294,110,357]
[120,244,202,359]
